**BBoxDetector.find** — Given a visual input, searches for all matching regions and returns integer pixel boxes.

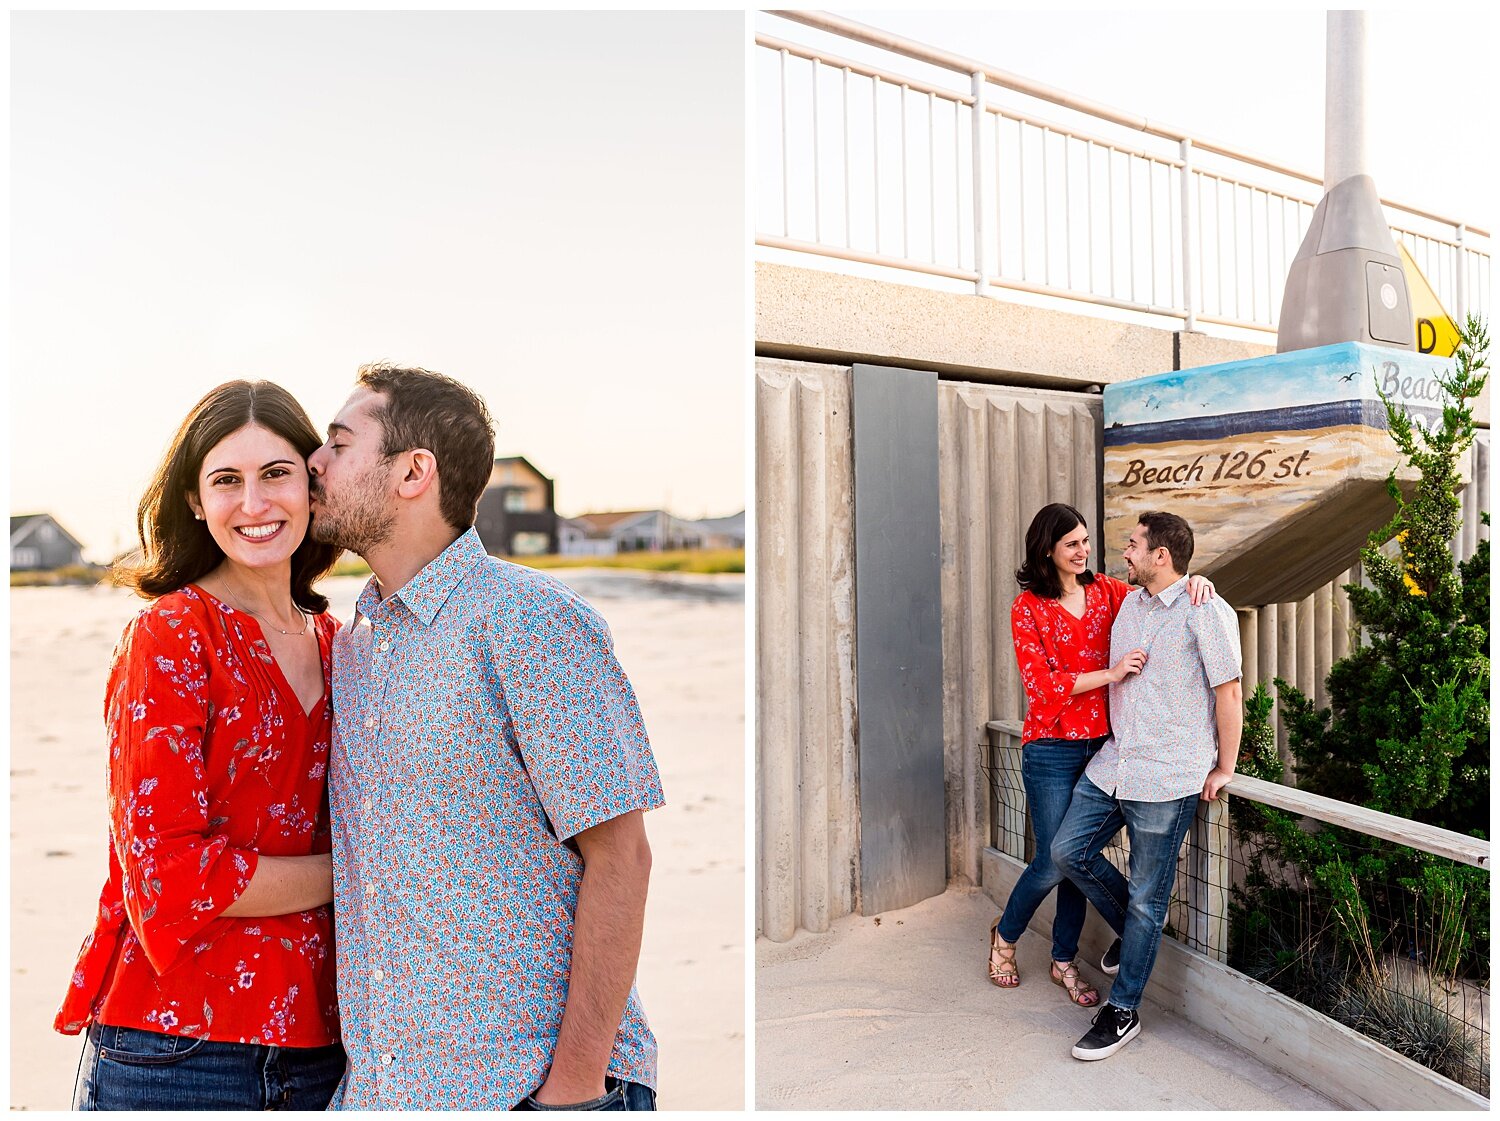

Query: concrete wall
[937,382,1103,889]
[755,359,859,941]
[756,359,1104,932]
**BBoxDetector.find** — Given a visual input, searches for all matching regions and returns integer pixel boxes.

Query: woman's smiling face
[187,423,311,572]
[1050,520,1090,577]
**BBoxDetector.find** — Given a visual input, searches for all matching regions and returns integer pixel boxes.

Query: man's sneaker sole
[1100,937,1121,976]
[1071,1017,1140,1061]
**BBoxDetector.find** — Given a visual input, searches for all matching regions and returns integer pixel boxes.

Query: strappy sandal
[988,921,1020,988]
[1051,959,1100,1006]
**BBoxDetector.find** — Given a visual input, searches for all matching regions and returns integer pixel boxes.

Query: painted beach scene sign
[1102,342,1462,606]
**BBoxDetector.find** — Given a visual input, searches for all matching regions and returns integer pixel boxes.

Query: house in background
[690,511,746,549]
[10,514,86,571]
[560,510,703,555]
[559,509,745,556]
[475,456,558,557]
[558,516,616,557]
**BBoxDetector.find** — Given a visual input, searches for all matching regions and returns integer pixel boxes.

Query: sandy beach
[9,570,745,1111]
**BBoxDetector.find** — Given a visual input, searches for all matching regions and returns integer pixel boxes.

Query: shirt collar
[354,527,490,627]
[1146,573,1191,606]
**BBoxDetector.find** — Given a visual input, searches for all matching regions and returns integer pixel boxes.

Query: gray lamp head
[1276,174,1412,353]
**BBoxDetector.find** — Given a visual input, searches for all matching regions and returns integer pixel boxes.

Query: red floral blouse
[55,585,340,1047]
[1012,574,1133,744]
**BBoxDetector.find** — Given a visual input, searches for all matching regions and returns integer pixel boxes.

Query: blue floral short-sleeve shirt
[327,528,664,1109]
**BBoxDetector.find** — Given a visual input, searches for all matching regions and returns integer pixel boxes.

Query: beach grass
[13,549,746,588]
[518,549,745,574]
[9,564,110,588]
[329,548,745,578]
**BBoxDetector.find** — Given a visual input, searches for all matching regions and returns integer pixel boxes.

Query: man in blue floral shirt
[1052,511,1241,1063]
[308,364,663,1110]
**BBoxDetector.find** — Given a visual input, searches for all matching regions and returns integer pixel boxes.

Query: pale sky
[13,10,1496,561]
[11,11,746,562]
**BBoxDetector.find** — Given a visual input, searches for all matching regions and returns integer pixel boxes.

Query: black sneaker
[1071,1002,1140,1061]
[1101,937,1121,976]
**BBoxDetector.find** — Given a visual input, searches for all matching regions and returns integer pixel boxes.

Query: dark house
[11,513,87,571]
[475,456,559,557]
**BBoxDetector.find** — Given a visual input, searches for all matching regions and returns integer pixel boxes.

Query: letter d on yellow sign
[1397,241,1461,356]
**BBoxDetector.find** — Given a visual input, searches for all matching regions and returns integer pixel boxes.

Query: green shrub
[1228,319,1490,1091]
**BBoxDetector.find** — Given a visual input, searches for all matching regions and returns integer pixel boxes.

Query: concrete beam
[756,262,1275,388]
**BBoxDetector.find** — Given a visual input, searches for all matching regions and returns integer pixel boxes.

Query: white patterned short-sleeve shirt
[1085,574,1241,802]
[327,528,664,1109]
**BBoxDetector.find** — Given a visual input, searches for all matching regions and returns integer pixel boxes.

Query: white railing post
[780,48,790,239]
[1180,138,1197,332]
[1455,223,1467,324]
[970,71,989,294]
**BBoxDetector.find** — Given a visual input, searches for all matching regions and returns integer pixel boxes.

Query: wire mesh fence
[981,729,1489,1097]
[1221,799,1489,1096]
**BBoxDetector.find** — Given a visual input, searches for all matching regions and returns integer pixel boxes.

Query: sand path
[10,571,745,1110]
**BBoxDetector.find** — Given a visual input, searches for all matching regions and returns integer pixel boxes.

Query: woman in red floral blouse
[988,503,1210,1006]
[56,381,346,1110]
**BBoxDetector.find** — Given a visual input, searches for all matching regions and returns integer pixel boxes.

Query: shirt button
[364,882,375,898]
[362,796,373,811]
[364,716,375,729]
[380,1053,393,1066]
[379,640,391,652]
[372,967,385,981]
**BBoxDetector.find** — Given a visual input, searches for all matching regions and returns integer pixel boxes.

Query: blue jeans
[514,1077,657,1111]
[73,1023,345,1110]
[1050,774,1200,1011]
[994,736,1116,962]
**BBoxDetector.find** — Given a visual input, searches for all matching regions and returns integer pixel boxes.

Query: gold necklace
[217,575,309,636]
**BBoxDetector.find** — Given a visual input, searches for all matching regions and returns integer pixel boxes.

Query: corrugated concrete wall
[755,358,858,941]
[755,361,1105,933]
[937,383,1103,888]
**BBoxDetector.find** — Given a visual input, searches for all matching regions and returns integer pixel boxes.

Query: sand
[9,570,746,1111]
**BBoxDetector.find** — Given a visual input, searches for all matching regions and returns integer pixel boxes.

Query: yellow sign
[1397,242,1461,356]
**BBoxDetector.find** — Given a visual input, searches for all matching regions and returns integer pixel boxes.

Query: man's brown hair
[355,364,496,531]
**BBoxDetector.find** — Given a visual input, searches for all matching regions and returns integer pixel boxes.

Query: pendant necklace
[218,575,309,636]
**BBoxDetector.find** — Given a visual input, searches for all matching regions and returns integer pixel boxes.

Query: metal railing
[983,720,1490,1098]
[757,11,1492,335]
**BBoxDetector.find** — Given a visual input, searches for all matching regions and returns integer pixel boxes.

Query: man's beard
[1125,564,1142,587]
[309,480,396,556]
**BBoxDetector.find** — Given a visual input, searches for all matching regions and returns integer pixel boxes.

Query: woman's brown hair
[117,380,337,613]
